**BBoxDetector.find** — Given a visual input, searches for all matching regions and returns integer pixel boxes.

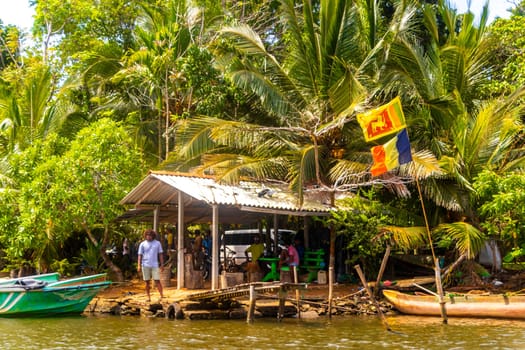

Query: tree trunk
[84,224,124,282]
[100,248,124,282]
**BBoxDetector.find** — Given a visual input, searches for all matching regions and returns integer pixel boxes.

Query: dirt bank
[86,278,387,319]
[97,278,358,300]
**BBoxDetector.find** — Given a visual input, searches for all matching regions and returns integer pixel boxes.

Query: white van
[220,229,296,265]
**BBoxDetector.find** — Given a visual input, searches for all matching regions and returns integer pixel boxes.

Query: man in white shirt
[137,229,164,302]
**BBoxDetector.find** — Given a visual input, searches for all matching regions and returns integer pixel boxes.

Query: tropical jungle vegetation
[1,0,525,285]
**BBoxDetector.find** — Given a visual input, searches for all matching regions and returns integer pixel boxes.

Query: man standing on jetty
[137,229,165,302]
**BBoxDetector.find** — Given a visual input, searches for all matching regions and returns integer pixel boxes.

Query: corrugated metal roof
[119,171,334,223]
[121,171,334,212]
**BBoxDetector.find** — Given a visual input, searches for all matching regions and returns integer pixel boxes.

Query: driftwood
[442,254,467,281]
[355,264,393,332]
[374,246,391,298]
[259,291,392,315]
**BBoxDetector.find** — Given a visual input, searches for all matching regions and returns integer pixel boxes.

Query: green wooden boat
[0,273,111,317]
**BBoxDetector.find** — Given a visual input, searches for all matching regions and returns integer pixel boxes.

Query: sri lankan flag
[370,129,412,176]
[357,97,407,142]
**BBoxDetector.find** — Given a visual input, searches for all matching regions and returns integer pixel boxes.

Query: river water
[1,314,524,349]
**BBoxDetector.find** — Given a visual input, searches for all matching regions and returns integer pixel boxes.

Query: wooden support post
[247,284,256,323]
[328,224,335,318]
[177,191,185,289]
[354,264,392,332]
[435,258,448,324]
[293,266,300,318]
[277,287,286,322]
[374,245,391,298]
[328,265,334,317]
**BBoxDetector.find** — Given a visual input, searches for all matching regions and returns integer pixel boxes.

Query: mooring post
[247,284,256,323]
[435,258,448,324]
[277,286,286,321]
[293,266,300,318]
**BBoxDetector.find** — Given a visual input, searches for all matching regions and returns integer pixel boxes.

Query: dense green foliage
[0,0,524,281]
[480,0,525,97]
[324,192,427,274]
[0,119,143,279]
[474,170,525,251]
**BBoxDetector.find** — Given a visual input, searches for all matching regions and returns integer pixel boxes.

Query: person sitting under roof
[245,235,265,279]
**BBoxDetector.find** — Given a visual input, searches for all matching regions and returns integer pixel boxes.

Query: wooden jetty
[166,282,306,321]
[88,281,394,319]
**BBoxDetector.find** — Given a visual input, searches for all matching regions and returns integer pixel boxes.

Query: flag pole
[415,177,448,324]
[357,97,447,321]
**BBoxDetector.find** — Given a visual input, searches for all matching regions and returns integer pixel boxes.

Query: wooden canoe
[383,289,525,319]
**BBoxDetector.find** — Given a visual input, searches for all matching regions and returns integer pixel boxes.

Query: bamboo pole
[354,264,392,332]
[413,283,439,297]
[435,258,448,324]
[374,245,391,298]
[247,284,255,323]
[277,287,286,322]
[415,177,448,324]
[293,266,300,318]
[328,224,335,318]
[328,266,334,317]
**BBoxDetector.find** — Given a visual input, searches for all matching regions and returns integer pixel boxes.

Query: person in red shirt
[279,241,299,268]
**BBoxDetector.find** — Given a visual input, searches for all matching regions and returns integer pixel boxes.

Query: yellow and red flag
[370,129,412,176]
[357,97,407,142]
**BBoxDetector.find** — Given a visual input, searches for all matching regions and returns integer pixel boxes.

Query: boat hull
[383,289,525,319]
[0,274,110,317]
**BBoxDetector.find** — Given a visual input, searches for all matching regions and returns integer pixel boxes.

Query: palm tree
[174,0,525,278]
[175,0,439,194]
[171,0,449,292]
[111,0,206,164]
[0,64,78,154]
[378,2,525,264]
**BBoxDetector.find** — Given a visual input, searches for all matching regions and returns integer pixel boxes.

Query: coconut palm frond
[433,222,486,259]
[176,117,221,159]
[230,70,293,117]
[379,225,428,251]
[330,74,367,117]
[500,152,525,173]
[398,149,442,180]
[220,24,269,57]
[419,176,466,212]
[195,153,289,184]
[287,144,318,196]
[220,25,306,119]
[328,158,370,186]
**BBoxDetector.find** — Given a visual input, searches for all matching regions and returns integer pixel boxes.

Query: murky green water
[1,314,524,349]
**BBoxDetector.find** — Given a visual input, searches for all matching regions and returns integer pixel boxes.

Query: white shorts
[142,267,160,281]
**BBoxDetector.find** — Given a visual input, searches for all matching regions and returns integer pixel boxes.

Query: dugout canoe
[382,289,525,319]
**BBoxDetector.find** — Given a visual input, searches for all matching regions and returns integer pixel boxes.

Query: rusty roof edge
[121,171,341,214]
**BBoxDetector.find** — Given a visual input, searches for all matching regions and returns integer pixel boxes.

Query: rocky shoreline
[85,279,394,320]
